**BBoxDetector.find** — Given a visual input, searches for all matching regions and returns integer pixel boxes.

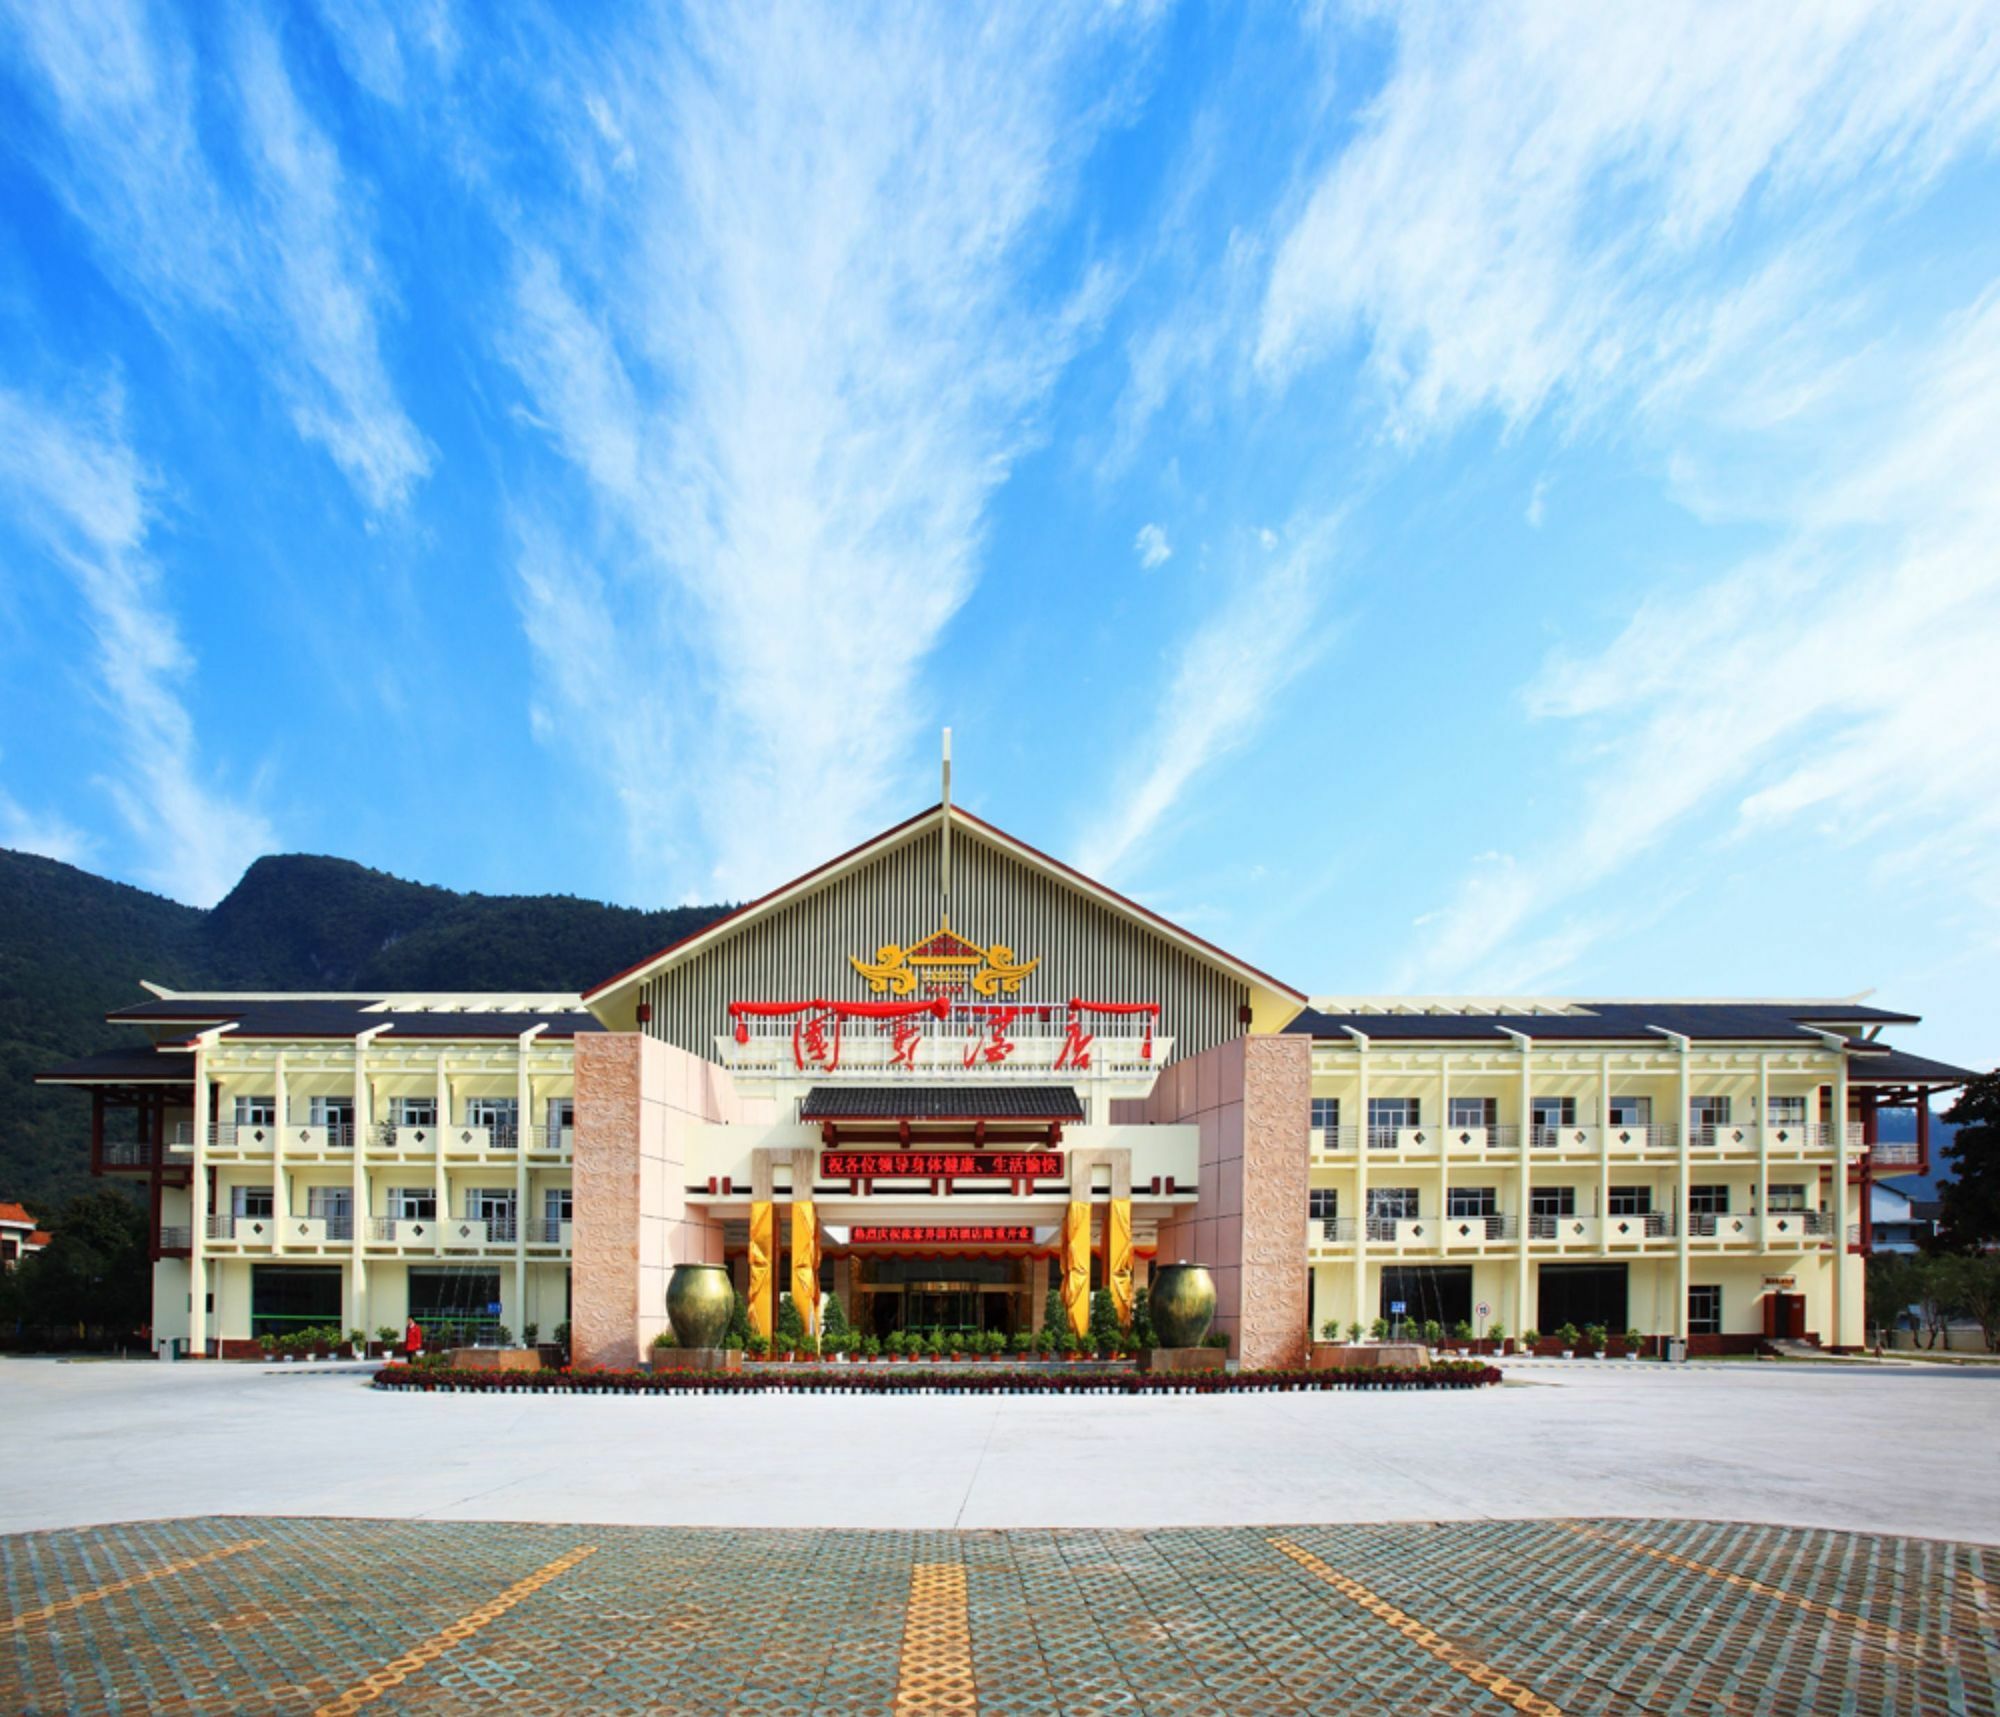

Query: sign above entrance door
[849,1225,1036,1246]
[824,1149,1064,1181]
[850,918,1040,998]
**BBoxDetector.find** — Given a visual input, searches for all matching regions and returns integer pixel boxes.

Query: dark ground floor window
[1689,1285,1722,1335]
[250,1264,343,1337]
[1379,1266,1472,1330]
[409,1268,502,1343]
[1538,1263,1628,1332]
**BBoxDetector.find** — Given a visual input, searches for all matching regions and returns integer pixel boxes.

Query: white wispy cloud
[1258,5,2000,432]
[1077,517,1340,879]
[496,3,1138,894]
[1134,523,1172,569]
[0,783,94,867]
[0,384,276,904]
[1396,292,2000,989]
[2,0,431,509]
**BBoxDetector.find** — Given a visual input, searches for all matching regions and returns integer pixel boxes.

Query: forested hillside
[0,848,728,1211]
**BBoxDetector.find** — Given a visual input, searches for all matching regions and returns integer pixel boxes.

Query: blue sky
[2,3,1998,1068]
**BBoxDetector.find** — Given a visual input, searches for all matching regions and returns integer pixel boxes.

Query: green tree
[1937,1075,2000,1249]
[1131,1285,1155,1348]
[6,1190,148,1343]
[1088,1288,1121,1354]
[775,1292,806,1352]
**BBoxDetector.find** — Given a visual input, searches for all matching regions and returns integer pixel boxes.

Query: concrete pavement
[4,1355,1997,1541]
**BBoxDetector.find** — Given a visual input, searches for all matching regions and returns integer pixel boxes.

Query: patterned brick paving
[2,1518,1993,1715]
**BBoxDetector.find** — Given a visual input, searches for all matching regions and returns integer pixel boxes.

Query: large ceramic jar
[666,1263,735,1350]
[1149,1262,1216,1349]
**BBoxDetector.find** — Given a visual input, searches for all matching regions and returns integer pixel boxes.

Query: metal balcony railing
[1868,1140,1921,1167]
[524,1218,570,1244]
[1442,1212,1514,1239]
[319,1215,354,1241]
[1315,1217,1357,1242]
[157,1225,191,1250]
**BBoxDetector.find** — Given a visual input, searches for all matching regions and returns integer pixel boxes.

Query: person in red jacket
[403,1317,423,1359]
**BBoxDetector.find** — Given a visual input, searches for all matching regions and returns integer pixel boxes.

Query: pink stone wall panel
[573,1032,730,1370]
[1237,1034,1311,1369]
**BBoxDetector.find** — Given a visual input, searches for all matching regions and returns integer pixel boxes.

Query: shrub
[1202,1330,1231,1351]
[1369,1318,1390,1341]
[1451,1320,1473,1345]
[1520,1328,1541,1347]
[728,1292,752,1346]
[493,1325,515,1348]
[1012,1330,1034,1356]
[1624,1327,1644,1352]
[1346,1321,1364,1343]
[1089,1288,1122,1354]
[862,1335,881,1359]
[1557,1323,1581,1351]
[822,1295,851,1344]
[775,1294,805,1352]
[258,1333,276,1354]
[652,1328,678,1349]
[375,1326,399,1344]
[1034,1328,1054,1356]
[1420,1320,1443,1347]
[1043,1286,1065,1335]
[1486,1321,1506,1344]
[553,1321,571,1350]
[746,1331,769,1358]
[524,1323,539,1346]
[1320,1318,1344,1341]
[1132,1286,1156,1349]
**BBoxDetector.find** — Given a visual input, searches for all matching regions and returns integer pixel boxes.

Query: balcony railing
[158,1225,191,1250]
[1868,1140,1921,1167]
[524,1218,571,1245]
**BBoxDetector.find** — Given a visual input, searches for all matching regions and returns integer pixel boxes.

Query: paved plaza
[5,1359,1999,1713]
[2,1514,1995,1714]
[3,1356,1999,1541]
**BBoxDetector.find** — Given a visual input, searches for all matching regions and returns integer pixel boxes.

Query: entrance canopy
[798,1086,1084,1123]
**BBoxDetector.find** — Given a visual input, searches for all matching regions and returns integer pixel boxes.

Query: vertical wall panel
[643,822,1249,1063]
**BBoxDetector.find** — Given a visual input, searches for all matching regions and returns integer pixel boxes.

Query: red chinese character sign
[823,1151,1063,1180]
[727,997,950,1072]
[848,1225,1036,1246]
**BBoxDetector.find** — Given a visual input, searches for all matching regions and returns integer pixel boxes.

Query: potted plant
[523,1322,539,1348]
[1420,1319,1443,1351]
[1520,1327,1541,1356]
[1202,1330,1231,1357]
[862,1334,881,1362]
[1319,1318,1344,1343]
[1011,1330,1034,1359]
[924,1331,944,1362]
[1486,1321,1507,1355]
[1624,1326,1645,1360]
[1369,1317,1390,1342]
[553,1321,572,1362]
[1034,1328,1054,1360]
[746,1330,769,1361]
[258,1333,278,1362]
[373,1325,399,1358]
[346,1328,367,1359]
[1557,1322,1581,1359]
[1061,1328,1084,1361]
[1346,1321,1364,1344]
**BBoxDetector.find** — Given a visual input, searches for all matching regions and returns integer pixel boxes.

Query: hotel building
[38,803,1974,1366]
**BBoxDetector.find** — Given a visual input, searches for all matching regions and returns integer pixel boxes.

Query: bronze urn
[1149,1262,1216,1348]
[666,1262,735,1349]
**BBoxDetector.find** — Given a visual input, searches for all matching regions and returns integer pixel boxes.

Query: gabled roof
[0,1202,35,1229]
[583,803,1305,1026]
[799,1086,1085,1122]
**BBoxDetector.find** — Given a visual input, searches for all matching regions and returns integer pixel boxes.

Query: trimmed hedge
[372,1361,1502,1396]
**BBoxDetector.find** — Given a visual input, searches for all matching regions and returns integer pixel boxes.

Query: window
[1447,1186,1497,1218]
[1365,1187,1419,1220]
[1607,1186,1652,1216]
[1765,1183,1807,1212]
[467,1188,517,1240]
[250,1264,342,1338]
[1448,1097,1497,1131]
[1688,1285,1722,1336]
[306,1187,351,1218]
[1687,1184,1731,1215]
[1766,1095,1807,1129]
[230,1185,274,1219]
[308,1096,353,1125]
[1531,1096,1576,1129]
[1688,1095,1732,1140]
[1307,1188,1338,1221]
[233,1095,276,1127]
[1310,1097,1341,1134]
[543,1186,573,1225]
[464,1097,519,1148]
[1368,1097,1419,1129]
[1529,1186,1576,1217]
[394,1097,437,1127]
[547,1098,575,1133]
[387,1187,436,1221]
[1608,1094,1652,1127]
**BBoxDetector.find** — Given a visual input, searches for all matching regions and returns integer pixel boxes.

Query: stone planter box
[1135,1347,1227,1374]
[646,1348,742,1374]
[448,1346,542,1373]
[1310,1342,1430,1371]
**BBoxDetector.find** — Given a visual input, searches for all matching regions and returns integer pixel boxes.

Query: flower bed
[372,1361,1501,1396]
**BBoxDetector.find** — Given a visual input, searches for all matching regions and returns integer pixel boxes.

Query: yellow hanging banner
[791,1201,820,1339]
[1062,1200,1091,1337]
[747,1201,775,1339]
[1107,1198,1134,1328]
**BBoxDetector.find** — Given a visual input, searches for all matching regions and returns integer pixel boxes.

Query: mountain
[0,848,731,1213]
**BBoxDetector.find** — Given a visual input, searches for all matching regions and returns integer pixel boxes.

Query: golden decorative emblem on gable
[850,917,1040,998]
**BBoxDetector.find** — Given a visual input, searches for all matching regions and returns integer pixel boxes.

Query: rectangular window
[1765,1183,1807,1212]
[394,1097,437,1127]
[306,1187,351,1219]
[233,1095,276,1127]
[1310,1096,1341,1133]
[543,1187,573,1224]
[1688,1285,1722,1336]
[388,1187,436,1221]
[1365,1187,1419,1220]
[1446,1186,1497,1218]
[1530,1096,1576,1128]
[1447,1097,1497,1131]
[467,1188,517,1240]
[308,1096,353,1125]
[1688,1184,1731,1215]
[1607,1186,1652,1216]
[547,1098,575,1133]
[464,1097,519,1148]
[1307,1188,1338,1221]
[1689,1096,1732,1141]
[1766,1095,1807,1128]
[230,1185,274,1218]
[1367,1097,1420,1129]
[1529,1186,1576,1217]
[1608,1094,1652,1127]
